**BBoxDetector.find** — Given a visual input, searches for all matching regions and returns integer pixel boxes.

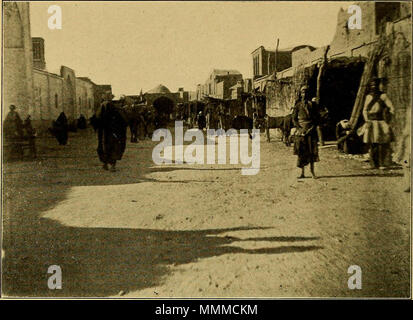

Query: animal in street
[122,104,145,143]
[265,114,295,145]
[231,115,253,139]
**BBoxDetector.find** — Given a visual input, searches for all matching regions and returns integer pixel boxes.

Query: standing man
[292,85,320,179]
[197,111,206,130]
[95,91,128,172]
[357,78,394,170]
[4,105,24,159]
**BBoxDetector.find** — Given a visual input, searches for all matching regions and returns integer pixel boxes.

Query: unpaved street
[2,128,410,297]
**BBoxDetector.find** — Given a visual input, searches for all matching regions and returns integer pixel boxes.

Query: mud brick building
[253,1,411,141]
[251,45,315,84]
[3,2,111,133]
[196,69,243,101]
[3,2,34,120]
[126,84,192,121]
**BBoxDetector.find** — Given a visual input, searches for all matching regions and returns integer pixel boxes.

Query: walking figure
[95,91,128,172]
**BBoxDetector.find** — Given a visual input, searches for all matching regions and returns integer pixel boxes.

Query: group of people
[177,102,238,131]
[128,107,157,141]
[292,80,410,192]
[359,78,410,192]
[3,105,37,160]
[3,79,410,192]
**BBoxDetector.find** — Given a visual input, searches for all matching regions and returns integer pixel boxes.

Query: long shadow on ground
[2,130,322,297]
[2,222,322,297]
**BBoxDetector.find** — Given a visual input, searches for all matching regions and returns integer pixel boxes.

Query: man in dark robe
[4,105,24,138]
[77,114,87,129]
[23,115,37,158]
[4,105,24,159]
[292,86,320,179]
[50,112,69,145]
[95,92,128,172]
[197,111,206,130]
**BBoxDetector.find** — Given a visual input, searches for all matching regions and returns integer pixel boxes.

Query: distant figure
[357,78,394,169]
[197,111,206,130]
[4,105,24,139]
[4,105,24,159]
[23,115,36,137]
[292,85,320,179]
[50,112,69,145]
[95,91,128,172]
[252,110,259,129]
[90,114,99,132]
[145,110,156,138]
[77,114,87,129]
[218,103,226,130]
[23,115,37,158]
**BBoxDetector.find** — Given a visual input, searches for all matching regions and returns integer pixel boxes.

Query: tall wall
[3,2,110,134]
[3,2,34,118]
[32,69,64,128]
[60,66,77,121]
[75,78,95,119]
[266,65,318,117]
[291,1,411,69]
[32,69,98,124]
[214,74,243,99]
[379,17,412,140]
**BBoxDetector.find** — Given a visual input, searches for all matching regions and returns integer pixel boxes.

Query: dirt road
[2,128,410,297]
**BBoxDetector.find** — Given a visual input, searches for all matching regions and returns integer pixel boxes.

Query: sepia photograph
[1,0,412,300]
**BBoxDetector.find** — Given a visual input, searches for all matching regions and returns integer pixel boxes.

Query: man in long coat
[4,105,24,139]
[292,86,320,179]
[95,92,128,172]
[4,105,24,159]
[52,112,69,145]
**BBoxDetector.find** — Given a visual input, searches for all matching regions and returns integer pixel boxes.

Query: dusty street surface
[2,128,410,297]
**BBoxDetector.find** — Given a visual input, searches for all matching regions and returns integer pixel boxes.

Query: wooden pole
[349,34,385,130]
[315,45,330,146]
[275,38,280,75]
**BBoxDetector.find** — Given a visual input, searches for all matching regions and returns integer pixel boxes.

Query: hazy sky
[30,1,350,97]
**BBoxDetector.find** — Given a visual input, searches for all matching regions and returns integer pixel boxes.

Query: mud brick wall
[265,65,318,117]
[378,18,411,140]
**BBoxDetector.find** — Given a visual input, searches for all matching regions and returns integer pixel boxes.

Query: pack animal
[231,115,253,139]
[265,114,295,145]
